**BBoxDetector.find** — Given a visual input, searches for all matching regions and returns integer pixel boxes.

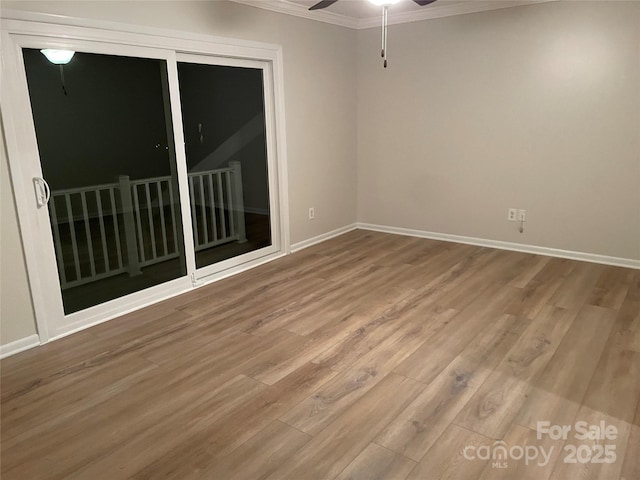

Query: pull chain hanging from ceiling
[381,5,389,68]
[307,0,438,68]
[375,0,401,68]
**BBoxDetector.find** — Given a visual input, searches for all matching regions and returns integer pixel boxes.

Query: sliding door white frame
[0,13,290,343]
[174,53,283,282]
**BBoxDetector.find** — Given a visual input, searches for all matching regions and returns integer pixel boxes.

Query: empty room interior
[1,0,639,478]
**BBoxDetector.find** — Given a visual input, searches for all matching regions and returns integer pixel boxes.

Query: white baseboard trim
[290,224,358,253]
[0,334,40,359]
[358,223,640,270]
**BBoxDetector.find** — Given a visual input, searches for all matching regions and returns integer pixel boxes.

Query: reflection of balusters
[198,175,208,245]
[216,172,227,239]
[48,197,67,286]
[229,161,247,243]
[207,173,218,243]
[188,176,199,248]
[64,194,82,281]
[118,175,141,276]
[156,181,168,257]
[50,184,128,290]
[95,190,110,272]
[144,182,157,259]
[109,187,124,271]
[80,191,96,277]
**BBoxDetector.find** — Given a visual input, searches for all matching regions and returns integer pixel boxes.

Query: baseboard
[290,224,358,253]
[358,223,640,270]
[0,334,40,359]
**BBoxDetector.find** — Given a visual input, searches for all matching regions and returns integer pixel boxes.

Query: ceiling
[228,0,554,29]
[288,0,475,20]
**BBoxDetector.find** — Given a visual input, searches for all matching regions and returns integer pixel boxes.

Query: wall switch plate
[508,208,517,221]
[308,207,315,220]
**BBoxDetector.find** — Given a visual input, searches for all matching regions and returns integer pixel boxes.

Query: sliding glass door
[3,28,285,339]
[22,48,187,314]
[176,56,275,274]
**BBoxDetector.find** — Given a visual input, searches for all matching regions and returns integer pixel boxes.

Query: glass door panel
[176,61,272,270]
[22,48,187,314]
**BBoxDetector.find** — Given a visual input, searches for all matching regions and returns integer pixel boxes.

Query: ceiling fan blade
[412,0,437,5]
[309,0,339,10]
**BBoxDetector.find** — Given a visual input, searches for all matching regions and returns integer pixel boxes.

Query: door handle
[33,177,51,208]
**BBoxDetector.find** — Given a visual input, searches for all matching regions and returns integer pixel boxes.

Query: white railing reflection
[49,162,245,290]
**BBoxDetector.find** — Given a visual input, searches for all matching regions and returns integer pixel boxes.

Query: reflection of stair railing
[125,175,180,270]
[49,164,245,290]
[49,182,127,289]
[188,161,246,252]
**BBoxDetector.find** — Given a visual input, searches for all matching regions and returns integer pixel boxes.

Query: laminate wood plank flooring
[453,305,578,439]
[376,314,522,461]
[1,229,639,480]
[515,305,616,430]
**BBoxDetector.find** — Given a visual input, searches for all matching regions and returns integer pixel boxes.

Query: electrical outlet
[519,209,526,222]
[308,207,315,220]
[508,208,517,222]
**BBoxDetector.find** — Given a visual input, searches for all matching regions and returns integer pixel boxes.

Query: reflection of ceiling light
[40,49,75,65]
[368,0,400,5]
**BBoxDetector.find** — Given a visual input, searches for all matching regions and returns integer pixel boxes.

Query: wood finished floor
[1,230,639,480]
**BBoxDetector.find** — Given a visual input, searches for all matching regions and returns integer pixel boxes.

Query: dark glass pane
[177,62,271,269]
[22,48,186,314]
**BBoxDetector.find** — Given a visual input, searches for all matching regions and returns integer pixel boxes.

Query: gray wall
[357,0,640,259]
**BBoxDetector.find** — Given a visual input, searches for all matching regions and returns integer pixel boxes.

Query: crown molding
[359,0,555,28]
[228,0,556,30]
[228,0,361,29]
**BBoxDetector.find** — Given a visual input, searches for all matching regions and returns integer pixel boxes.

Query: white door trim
[1,14,290,343]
